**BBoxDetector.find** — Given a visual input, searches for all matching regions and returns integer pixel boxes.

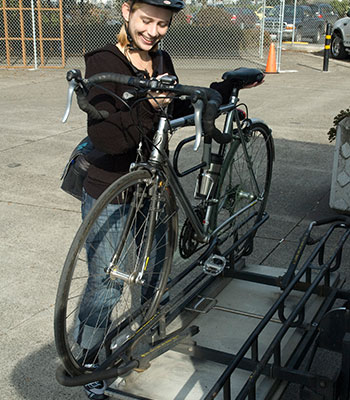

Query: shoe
[84,380,108,399]
[83,364,108,399]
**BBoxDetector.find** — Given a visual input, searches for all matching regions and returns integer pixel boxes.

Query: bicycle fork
[106,176,161,286]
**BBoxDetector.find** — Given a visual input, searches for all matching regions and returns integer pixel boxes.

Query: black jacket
[83,44,190,199]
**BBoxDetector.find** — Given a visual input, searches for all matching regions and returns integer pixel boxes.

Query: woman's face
[122,2,172,51]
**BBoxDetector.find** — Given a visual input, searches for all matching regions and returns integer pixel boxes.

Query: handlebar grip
[200,88,231,144]
[67,71,226,142]
[76,87,109,121]
[79,72,133,122]
[75,72,154,122]
[203,100,231,144]
[86,72,134,88]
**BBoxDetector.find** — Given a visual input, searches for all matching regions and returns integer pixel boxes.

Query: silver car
[331,10,350,59]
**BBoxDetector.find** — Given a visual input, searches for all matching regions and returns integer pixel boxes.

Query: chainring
[179,206,205,259]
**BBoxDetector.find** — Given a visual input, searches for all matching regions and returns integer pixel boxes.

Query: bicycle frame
[142,93,265,246]
[107,91,269,288]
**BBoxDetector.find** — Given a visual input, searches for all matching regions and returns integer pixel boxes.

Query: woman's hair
[117,2,142,47]
[117,24,131,48]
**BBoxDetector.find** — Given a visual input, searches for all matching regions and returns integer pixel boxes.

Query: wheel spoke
[215,123,273,260]
[54,170,176,375]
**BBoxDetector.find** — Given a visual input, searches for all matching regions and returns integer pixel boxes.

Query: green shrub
[330,0,350,18]
[327,108,350,142]
[171,10,189,26]
[164,24,244,57]
[195,6,232,28]
[241,28,271,49]
[164,23,270,58]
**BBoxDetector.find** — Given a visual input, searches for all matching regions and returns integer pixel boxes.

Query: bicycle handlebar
[62,69,231,146]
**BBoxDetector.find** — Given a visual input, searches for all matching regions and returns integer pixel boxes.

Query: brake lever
[193,99,204,151]
[62,69,84,123]
[62,78,77,123]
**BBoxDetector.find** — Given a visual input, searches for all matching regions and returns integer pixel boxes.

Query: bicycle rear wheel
[215,121,274,260]
[54,169,177,376]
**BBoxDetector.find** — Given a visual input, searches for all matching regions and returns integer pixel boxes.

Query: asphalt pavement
[1,47,350,399]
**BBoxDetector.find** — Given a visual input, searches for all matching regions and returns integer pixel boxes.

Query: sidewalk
[0,50,350,399]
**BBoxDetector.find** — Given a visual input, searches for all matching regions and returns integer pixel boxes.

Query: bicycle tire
[54,169,177,376]
[214,121,273,260]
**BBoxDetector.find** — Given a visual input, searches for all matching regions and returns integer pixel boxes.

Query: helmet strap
[125,22,140,51]
[123,0,140,51]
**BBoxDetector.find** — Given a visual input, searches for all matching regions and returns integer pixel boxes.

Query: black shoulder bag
[60,136,94,201]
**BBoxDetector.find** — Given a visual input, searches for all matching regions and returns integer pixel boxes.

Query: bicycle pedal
[203,254,227,276]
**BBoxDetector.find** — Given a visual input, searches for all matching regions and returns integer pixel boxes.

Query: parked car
[309,3,339,28]
[224,7,259,30]
[264,5,326,43]
[331,9,350,59]
[255,5,273,20]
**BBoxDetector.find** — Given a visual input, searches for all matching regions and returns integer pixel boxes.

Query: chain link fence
[0,0,343,70]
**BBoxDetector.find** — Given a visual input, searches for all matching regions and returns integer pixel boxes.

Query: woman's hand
[148,74,175,110]
[243,76,265,89]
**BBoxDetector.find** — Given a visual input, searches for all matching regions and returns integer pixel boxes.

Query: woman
[76,2,263,397]
[84,0,186,201]
[77,1,187,398]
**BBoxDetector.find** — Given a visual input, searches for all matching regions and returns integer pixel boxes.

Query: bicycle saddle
[222,68,264,88]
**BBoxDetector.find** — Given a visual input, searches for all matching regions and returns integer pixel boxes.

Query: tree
[330,0,350,18]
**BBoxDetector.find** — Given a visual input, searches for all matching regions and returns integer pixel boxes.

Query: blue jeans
[75,189,166,350]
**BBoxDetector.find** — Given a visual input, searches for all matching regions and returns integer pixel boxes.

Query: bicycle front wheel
[54,169,177,376]
[215,121,274,260]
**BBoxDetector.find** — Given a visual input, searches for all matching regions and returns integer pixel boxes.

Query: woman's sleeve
[85,52,157,155]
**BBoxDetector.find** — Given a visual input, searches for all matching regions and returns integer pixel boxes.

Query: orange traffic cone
[265,42,277,74]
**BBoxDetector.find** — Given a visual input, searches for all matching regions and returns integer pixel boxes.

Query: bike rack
[57,216,350,400]
[202,216,350,400]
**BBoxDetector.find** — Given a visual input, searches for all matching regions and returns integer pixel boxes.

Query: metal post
[323,23,332,72]
[30,0,38,69]
[19,0,27,66]
[259,0,266,59]
[292,0,297,43]
[2,1,11,67]
[276,0,285,73]
[58,0,65,67]
[36,0,45,66]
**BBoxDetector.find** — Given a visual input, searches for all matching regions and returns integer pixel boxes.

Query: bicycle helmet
[132,0,184,12]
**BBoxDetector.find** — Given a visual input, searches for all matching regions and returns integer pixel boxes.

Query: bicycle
[54,68,274,384]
